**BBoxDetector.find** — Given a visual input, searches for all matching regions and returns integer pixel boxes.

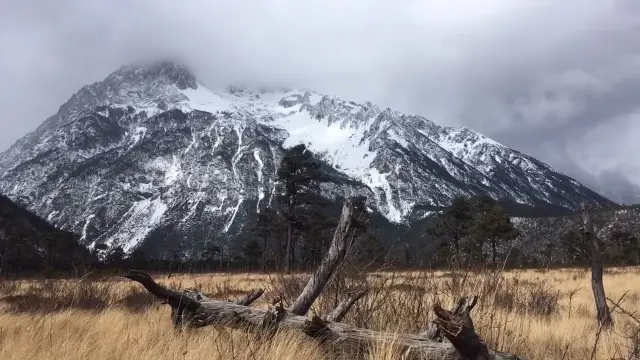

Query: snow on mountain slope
[0,61,615,256]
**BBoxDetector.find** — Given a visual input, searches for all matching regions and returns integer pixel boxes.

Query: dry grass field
[1,267,640,360]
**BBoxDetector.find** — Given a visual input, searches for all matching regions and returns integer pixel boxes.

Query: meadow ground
[1,267,640,360]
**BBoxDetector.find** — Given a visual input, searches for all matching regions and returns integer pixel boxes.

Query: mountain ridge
[0,60,615,257]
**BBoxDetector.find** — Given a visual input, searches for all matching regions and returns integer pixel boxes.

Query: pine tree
[297,195,339,270]
[250,207,285,272]
[276,144,323,273]
[429,196,474,267]
[56,236,78,273]
[466,195,498,265]
[242,240,262,271]
[93,243,108,256]
[607,231,640,265]
[560,229,588,264]
[130,248,148,269]
[201,242,222,270]
[357,233,386,266]
[105,245,125,268]
[473,203,519,268]
[345,196,382,266]
[543,241,555,267]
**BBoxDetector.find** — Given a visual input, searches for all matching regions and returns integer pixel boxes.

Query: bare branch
[607,290,640,325]
[325,289,368,323]
[236,288,264,306]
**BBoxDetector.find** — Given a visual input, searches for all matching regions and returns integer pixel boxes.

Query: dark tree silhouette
[560,229,588,264]
[472,203,519,267]
[105,245,125,267]
[276,144,323,273]
[241,240,262,271]
[429,196,474,267]
[201,241,222,270]
[250,207,284,271]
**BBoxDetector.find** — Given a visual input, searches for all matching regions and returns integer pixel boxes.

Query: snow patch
[268,185,277,207]
[363,168,403,223]
[129,126,147,149]
[264,109,377,178]
[47,211,59,222]
[388,129,409,147]
[181,192,205,223]
[164,156,182,185]
[309,93,323,105]
[253,149,264,183]
[231,123,248,180]
[104,197,168,252]
[223,197,244,232]
[183,127,198,154]
[179,83,233,114]
[80,214,96,242]
[207,191,228,213]
[254,149,265,212]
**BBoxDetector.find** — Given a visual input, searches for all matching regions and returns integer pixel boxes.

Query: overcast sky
[2,0,640,203]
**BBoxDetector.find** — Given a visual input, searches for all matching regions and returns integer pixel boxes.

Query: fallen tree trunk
[125,271,522,360]
[124,199,526,360]
[168,287,265,327]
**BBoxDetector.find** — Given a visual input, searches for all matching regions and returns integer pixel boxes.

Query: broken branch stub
[426,296,471,342]
[236,288,265,306]
[433,296,491,360]
[326,289,368,323]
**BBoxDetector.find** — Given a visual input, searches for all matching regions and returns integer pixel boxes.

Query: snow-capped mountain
[0,61,614,257]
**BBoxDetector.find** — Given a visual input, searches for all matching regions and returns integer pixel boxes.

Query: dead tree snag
[580,202,613,329]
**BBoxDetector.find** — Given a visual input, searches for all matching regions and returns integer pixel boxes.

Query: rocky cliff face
[0,61,614,257]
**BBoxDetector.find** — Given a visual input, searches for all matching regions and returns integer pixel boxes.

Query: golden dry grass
[1,267,640,360]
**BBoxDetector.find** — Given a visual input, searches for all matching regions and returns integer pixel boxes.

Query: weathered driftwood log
[124,199,526,360]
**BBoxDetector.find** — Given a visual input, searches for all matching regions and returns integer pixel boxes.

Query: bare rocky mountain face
[0,61,615,258]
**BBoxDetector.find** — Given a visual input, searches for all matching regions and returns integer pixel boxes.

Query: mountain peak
[110,60,198,91]
[0,62,616,255]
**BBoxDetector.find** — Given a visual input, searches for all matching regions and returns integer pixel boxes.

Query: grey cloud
[1,0,640,202]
